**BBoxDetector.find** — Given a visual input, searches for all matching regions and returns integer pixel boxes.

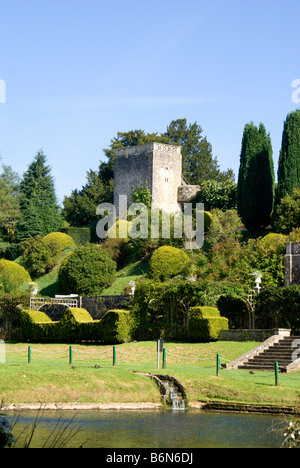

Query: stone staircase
[225,332,300,373]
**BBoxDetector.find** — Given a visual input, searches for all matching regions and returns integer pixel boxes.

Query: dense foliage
[148,246,190,282]
[0,260,31,294]
[277,109,300,201]
[255,286,300,332]
[21,235,62,278]
[17,151,63,241]
[58,244,116,295]
[237,122,275,231]
[273,189,300,234]
[43,232,75,251]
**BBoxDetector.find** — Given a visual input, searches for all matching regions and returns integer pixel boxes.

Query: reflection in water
[8,409,285,448]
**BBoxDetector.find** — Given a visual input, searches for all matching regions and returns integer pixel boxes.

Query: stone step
[237,336,300,371]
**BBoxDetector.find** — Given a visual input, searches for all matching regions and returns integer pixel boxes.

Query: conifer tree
[237,123,275,232]
[277,109,300,202]
[17,151,63,241]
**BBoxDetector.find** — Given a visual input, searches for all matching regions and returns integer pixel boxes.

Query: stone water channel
[7,409,286,448]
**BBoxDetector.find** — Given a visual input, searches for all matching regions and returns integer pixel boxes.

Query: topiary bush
[58,244,117,296]
[44,232,75,251]
[98,309,134,344]
[20,309,57,342]
[0,293,30,341]
[188,306,229,342]
[148,246,190,282]
[20,307,133,344]
[0,260,31,294]
[21,235,61,278]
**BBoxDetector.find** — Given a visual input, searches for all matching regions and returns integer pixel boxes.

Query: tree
[277,109,300,202]
[237,122,275,232]
[0,165,21,242]
[17,151,63,241]
[164,118,234,184]
[195,179,237,211]
[273,188,300,234]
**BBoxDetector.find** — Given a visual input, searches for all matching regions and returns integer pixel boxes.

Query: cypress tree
[237,122,275,232]
[277,109,300,202]
[17,151,63,241]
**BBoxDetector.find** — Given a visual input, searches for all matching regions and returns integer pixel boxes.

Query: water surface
[8,409,285,448]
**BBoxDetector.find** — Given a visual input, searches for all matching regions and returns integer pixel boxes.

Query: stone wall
[219,328,291,342]
[284,242,300,286]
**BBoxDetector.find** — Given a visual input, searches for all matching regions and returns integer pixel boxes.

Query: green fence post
[216,353,221,377]
[28,346,31,364]
[275,361,279,386]
[69,346,73,366]
[113,346,116,366]
[163,348,166,369]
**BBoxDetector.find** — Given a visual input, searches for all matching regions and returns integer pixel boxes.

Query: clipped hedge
[20,307,133,344]
[20,309,58,342]
[99,309,134,344]
[44,232,75,251]
[188,306,229,342]
[148,246,190,282]
[0,259,31,294]
[61,227,91,245]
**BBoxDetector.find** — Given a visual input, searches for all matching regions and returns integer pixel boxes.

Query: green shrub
[148,246,190,282]
[273,188,300,234]
[20,309,57,342]
[44,232,75,251]
[58,307,97,342]
[0,293,29,340]
[98,309,134,344]
[58,244,117,295]
[188,306,229,342]
[217,293,250,329]
[196,210,213,232]
[21,236,61,278]
[20,307,133,344]
[0,259,31,294]
[255,285,300,332]
[61,227,91,245]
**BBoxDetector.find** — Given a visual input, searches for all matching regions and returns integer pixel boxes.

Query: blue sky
[0,0,299,204]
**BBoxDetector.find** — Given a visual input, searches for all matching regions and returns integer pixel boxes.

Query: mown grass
[1,341,300,408]
[102,260,149,295]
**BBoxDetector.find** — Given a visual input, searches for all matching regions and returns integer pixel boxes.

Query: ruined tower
[113,142,183,215]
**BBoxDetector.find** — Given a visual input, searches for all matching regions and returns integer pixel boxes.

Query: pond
[7,408,286,449]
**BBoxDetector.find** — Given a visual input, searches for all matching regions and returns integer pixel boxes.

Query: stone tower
[113,142,183,215]
[284,242,300,286]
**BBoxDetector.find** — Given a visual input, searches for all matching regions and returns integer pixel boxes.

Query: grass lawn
[102,260,149,295]
[1,341,300,409]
